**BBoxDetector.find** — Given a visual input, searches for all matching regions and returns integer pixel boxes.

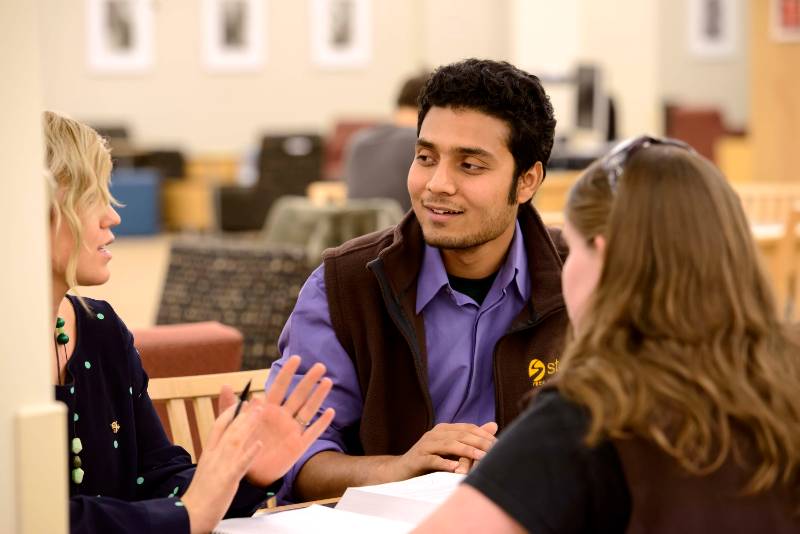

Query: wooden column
[751,0,800,183]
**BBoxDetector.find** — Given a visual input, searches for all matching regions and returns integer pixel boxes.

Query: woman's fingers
[300,407,335,446]
[264,355,301,405]
[292,376,332,426]
[217,384,237,413]
[206,402,238,450]
[281,362,327,415]
[454,456,473,475]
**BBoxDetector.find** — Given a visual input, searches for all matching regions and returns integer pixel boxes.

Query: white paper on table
[213,503,414,534]
[335,471,465,524]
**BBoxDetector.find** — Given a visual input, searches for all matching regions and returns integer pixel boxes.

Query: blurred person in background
[343,71,429,211]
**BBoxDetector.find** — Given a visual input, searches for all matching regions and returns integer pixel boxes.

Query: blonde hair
[559,145,800,498]
[44,111,117,293]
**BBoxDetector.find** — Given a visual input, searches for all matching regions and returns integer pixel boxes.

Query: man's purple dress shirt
[267,222,530,500]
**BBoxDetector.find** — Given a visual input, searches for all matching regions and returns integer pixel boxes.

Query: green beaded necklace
[55,316,84,485]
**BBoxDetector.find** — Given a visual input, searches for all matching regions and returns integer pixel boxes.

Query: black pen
[232,379,252,420]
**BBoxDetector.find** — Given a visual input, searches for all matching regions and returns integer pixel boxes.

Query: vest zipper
[367,259,435,429]
[493,304,565,427]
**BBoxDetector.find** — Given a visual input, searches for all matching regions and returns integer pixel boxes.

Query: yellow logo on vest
[528,358,559,387]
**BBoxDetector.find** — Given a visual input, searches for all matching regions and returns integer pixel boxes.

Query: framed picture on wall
[203,0,266,72]
[771,0,800,42]
[687,0,738,58]
[310,0,372,69]
[86,0,154,73]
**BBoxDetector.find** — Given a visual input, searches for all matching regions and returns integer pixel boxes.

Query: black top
[447,271,499,306]
[56,295,272,534]
[464,389,631,533]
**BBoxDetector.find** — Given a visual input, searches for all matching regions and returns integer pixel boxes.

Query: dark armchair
[217,133,323,232]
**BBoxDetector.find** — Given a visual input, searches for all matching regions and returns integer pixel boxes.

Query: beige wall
[41,1,751,155]
[579,0,661,137]
[1,1,68,532]
[658,0,750,130]
[511,0,661,138]
[511,0,580,75]
[40,0,509,155]
[41,0,421,154]
[421,0,510,66]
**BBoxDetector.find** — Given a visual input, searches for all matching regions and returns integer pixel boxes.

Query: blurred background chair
[156,238,311,370]
[261,195,405,266]
[148,368,269,462]
[91,124,133,166]
[217,133,324,232]
[161,153,240,232]
[133,321,244,452]
[322,119,379,180]
[132,150,186,181]
[307,180,347,205]
[664,103,728,162]
[134,321,243,378]
[110,167,161,236]
[733,183,800,225]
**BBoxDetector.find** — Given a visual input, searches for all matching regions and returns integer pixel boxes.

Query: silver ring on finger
[294,415,309,428]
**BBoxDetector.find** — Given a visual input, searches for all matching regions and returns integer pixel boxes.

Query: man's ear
[516,161,544,204]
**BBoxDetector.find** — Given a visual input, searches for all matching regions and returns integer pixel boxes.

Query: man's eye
[462,162,484,171]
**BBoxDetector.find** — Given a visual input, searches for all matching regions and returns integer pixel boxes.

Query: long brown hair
[559,144,800,496]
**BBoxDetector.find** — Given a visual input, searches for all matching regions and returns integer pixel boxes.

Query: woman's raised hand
[218,355,335,488]
[181,401,264,534]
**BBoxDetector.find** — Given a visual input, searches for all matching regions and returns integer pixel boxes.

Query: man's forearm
[293,450,401,501]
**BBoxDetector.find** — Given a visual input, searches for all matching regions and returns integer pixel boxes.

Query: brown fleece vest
[322,203,569,456]
[616,437,800,533]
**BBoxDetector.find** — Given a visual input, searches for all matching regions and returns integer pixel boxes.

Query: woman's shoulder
[517,388,590,437]
[68,295,125,328]
[68,295,132,351]
[68,294,115,313]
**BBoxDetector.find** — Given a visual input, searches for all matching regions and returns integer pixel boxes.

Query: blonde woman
[415,136,800,533]
[45,110,335,534]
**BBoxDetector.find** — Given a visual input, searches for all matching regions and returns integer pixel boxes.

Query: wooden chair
[148,368,270,462]
[775,204,800,322]
[733,183,800,225]
[532,170,580,213]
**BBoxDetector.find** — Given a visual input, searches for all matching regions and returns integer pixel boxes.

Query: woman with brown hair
[415,136,800,533]
[45,110,335,534]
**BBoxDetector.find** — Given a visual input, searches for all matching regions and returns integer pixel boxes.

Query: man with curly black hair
[267,58,569,502]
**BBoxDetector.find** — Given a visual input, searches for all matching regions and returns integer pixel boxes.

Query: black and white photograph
[311,0,371,69]
[203,0,265,72]
[86,0,154,72]
[688,0,738,58]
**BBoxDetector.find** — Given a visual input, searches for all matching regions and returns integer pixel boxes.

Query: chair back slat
[165,398,196,461]
[733,183,800,225]
[193,396,216,452]
[148,369,270,462]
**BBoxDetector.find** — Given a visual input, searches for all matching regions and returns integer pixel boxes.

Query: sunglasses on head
[602,135,694,192]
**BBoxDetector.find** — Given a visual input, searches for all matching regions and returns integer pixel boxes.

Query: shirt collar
[415,220,529,314]
[416,243,450,314]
